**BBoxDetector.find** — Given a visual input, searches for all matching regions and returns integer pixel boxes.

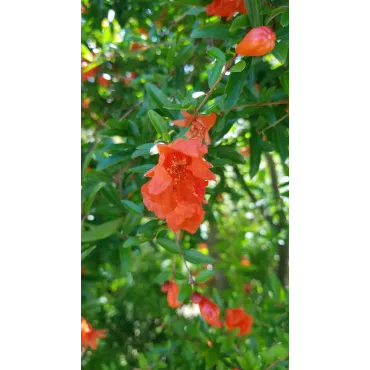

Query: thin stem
[265,355,288,370]
[258,113,289,134]
[119,101,142,121]
[228,99,289,111]
[192,54,237,117]
[175,232,195,285]
[171,254,176,280]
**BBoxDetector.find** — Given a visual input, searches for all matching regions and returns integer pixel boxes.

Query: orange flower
[225,308,253,336]
[82,98,90,110]
[191,292,222,328]
[130,42,146,51]
[236,26,276,57]
[206,0,247,20]
[161,281,182,308]
[81,317,106,350]
[97,75,111,88]
[81,6,86,14]
[172,111,217,145]
[141,139,215,234]
[81,59,100,82]
[240,146,250,158]
[241,256,250,267]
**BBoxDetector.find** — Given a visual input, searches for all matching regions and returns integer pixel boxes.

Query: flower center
[165,152,190,183]
[190,118,206,138]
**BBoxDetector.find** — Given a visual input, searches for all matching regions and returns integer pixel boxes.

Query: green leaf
[138,354,148,370]
[273,124,288,163]
[178,284,192,302]
[271,40,289,65]
[250,126,262,179]
[209,146,245,164]
[183,250,215,264]
[230,14,250,31]
[123,236,141,248]
[265,7,289,25]
[281,9,289,26]
[175,44,196,67]
[223,62,250,109]
[145,83,177,119]
[96,154,130,171]
[206,47,225,63]
[195,269,215,283]
[81,44,93,62]
[83,182,106,215]
[208,60,223,89]
[167,39,176,69]
[191,24,232,40]
[81,245,96,260]
[202,95,227,114]
[261,344,289,365]
[244,0,262,27]
[280,71,289,95]
[121,200,144,215]
[156,238,180,254]
[81,218,124,243]
[148,110,168,136]
[230,60,246,73]
[101,185,126,211]
[129,164,155,173]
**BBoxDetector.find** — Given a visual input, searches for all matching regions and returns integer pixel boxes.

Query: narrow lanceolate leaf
[148,110,168,136]
[230,60,247,73]
[81,218,124,243]
[183,249,215,264]
[121,200,144,215]
[208,60,223,89]
[280,71,289,95]
[83,182,106,215]
[81,245,96,260]
[120,246,131,272]
[250,126,262,179]
[195,269,215,283]
[96,154,130,171]
[206,47,225,63]
[145,83,177,119]
[230,14,250,31]
[244,0,263,27]
[174,44,196,67]
[223,62,250,109]
[178,284,192,302]
[265,7,289,26]
[123,236,141,248]
[156,238,180,254]
[191,24,232,40]
[129,164,155,173]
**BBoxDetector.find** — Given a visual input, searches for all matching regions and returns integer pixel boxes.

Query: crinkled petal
[171,138,207,158]
[189,158,216,181]
[148,165,172,195]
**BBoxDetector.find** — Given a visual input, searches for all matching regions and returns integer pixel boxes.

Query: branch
[175,232,195,285]
[258,113,289,134]
[228,99,289,112]
[119,101,142,121]
[192,54,237,117]
[265,154,288,286]
[265,356,288,370]
[234,166,276,229]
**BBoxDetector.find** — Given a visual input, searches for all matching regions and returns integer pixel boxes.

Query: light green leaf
[206,47,225,63]
[195,269,215,283]
[178,284,192,302]
[230,60,246,72]
[230,14,250,31]
[121,200,144,215]
[156,238,180,254]
[183,250,215,264]
[191,24,232,40]
[123,236,141,248]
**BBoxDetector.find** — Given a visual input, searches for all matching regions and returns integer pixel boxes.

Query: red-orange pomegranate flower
[161,281,182,308]
[81,59,100,82]
[81,317,107,350]
[206,0,247,20]
[236,26,276,57]
[130,42,146,51]
[191,292,223,328]
[141,139,216,234]
[97,75,111,88]
[172,111,217,145]
[225,308,253,336]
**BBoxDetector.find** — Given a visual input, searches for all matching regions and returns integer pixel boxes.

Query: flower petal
[148,165,172,195]
[171,138,207,158]
[189,158,216,181]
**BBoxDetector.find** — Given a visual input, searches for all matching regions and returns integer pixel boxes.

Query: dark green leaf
[244,0,262,27]
[281,9,289,26]
[123,236,141,248]
[230,14,250,31]
[183,250,215,264]
[175,44,196,67]
[129,164,155,173]
[156,238,180,254]
[96,154,130,171]
[145,83,177,119]
[206,47,225,63]
[280,71,289,95]
[208,60,223,88]
[191,24,232,40]
[195,269,215,283]
[250,126,262,179]
[178,284,192,302]
[148,110,168,137]
[81,245,96,260]
[121,200,144,215]
[81,218,124,243]
[223,63,250,109]
[265,7,289,25]
[120,246,131,272]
